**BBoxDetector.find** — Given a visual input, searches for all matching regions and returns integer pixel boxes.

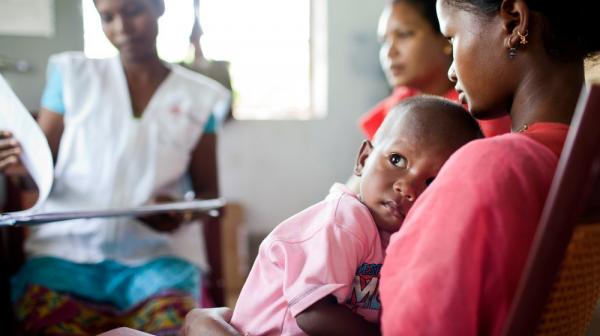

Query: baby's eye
[425,177,435,186]
[100,14,113,23]
[395,30,415,39]
[389,153,408,168]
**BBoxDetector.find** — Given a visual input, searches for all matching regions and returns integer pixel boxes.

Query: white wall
[218,0,389,237]
[0,0,83,110]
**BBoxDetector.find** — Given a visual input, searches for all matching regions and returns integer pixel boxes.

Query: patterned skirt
[15,284,197,335]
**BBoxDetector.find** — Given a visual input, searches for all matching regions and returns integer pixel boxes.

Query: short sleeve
[277,196,376,317]
[40,62,65,115]
[202,113,217,133]
[211,97,231,124]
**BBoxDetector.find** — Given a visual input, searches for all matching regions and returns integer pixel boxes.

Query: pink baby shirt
[231,184,386,335]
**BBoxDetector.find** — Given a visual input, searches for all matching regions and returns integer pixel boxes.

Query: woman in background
[360,0,511,139]
[1,0,228,334]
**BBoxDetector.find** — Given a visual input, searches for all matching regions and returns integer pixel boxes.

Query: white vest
[25,52,229,270]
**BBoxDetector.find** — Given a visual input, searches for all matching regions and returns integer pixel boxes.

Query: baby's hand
[0,130,27,177]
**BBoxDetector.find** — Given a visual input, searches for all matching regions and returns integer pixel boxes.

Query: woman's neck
[120,53,169,81]
[120,53,171,117]
[510,59,584,130]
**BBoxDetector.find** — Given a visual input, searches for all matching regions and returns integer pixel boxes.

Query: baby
[231,96,483,335]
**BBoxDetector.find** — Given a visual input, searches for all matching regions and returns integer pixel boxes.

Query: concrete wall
[0,0,83,207]
[0,0,84,111]
[218,0,388,238]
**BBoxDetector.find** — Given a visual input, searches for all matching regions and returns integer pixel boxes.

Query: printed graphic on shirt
[346,263,382,311]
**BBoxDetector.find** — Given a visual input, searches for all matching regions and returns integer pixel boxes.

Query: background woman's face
[95,0,162,61]
[378,2,451,90]
[436,0,512,119]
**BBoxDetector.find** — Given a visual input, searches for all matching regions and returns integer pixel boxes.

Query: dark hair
[444,0,600,61]
[392,0,442,34]
[374,95,483,147]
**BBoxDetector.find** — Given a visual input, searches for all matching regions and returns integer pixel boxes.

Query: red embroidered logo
[170,105,181,115]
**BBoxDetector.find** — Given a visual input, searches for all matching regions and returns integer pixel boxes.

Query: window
[82,0,326,120]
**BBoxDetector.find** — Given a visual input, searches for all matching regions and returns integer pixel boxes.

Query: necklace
[515,123,529,133]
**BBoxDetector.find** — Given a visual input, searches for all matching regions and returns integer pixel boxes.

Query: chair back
[502,84,600,335]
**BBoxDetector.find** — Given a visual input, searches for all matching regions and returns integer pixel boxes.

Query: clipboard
[0,198,226,226]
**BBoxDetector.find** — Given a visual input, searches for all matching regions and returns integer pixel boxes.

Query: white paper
[0,75,54,216]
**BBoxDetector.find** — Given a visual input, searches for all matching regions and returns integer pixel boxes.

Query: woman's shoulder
[450,133,557,169]
[169,63,230,98]
[49,51,106,65]
[435,133,560,201]
[47,51,113,75]
[49,51,86,63]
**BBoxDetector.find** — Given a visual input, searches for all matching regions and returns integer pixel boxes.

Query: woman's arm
[0,109,63,176]
[189,132,219,200]
[181,308,240,336]
[0,131,27,177]
[0,109,63,197]
[37,108,64,164]
[190,132,224,304]
[295,295,380,336]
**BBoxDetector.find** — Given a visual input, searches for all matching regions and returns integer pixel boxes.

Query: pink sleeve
[380,136,558,336]
[277,196,377,317]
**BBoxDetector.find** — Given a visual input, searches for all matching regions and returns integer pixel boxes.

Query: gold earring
[517,30,528,45]
[443,44,452,56]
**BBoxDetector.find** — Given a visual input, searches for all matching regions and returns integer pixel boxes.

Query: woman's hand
[138,194,218,232]
[137,195,190,232]
[0,130,27,177]
[180,307,240,336]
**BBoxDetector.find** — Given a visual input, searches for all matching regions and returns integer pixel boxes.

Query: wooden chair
[502,84,600,335]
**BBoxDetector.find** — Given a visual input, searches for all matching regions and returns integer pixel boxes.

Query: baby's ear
[354,140,373,177]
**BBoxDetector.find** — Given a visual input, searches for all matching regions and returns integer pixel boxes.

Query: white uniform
[25,52,229,271]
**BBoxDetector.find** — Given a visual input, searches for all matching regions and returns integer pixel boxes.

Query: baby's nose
[393,179,416,202]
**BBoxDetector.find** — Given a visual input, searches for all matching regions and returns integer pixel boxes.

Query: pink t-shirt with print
[231,184,386,335]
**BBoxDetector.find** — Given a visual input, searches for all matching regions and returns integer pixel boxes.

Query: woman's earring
[443,44,452,56]
[509,47,517,59]
[518,30,528,45]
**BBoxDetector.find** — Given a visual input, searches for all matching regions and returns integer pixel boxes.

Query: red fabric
[380,124,568,336]
[522,122,569,157]
[359,86,511,139]
[359,87,418,140]
[478,115,512,137]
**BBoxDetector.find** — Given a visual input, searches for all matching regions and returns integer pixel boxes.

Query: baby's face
[355,121,457,234]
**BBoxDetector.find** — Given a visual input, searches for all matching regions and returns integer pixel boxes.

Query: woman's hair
[392,0,442,33]
[444,0,600,61]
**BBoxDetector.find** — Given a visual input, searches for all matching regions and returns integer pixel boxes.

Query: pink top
[380,124,568,336]
[232,184,386,335]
